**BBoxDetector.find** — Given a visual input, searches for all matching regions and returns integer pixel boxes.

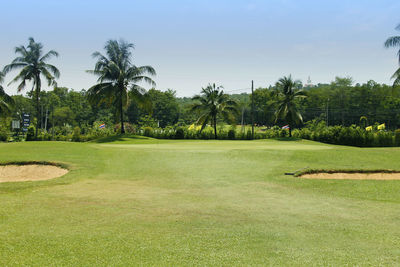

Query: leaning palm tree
[0,72,14,116]
[385,23,400,85]
[3,37,59,138]
[87,39,156,134]
[274,75,306,137]
[191,83,238,139]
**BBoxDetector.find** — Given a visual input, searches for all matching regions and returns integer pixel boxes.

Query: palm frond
[7,66,34,86]
[384,36,400,48]
[40,50,59,62]
[3,63,29,74]
[130,85,152,113]
[391,67,400,86]
[40,68,56,86]
[17,80,27,92]
[196,113,211,131]
[87,82,115,106]
[0,85,15,115]
[130,75,156,86]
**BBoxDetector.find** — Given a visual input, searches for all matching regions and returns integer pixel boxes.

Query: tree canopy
[87,39,156,133]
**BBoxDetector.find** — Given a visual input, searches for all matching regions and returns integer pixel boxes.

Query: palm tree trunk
[213,116,217,139]
[35,75,41,139]
[120,87,125,134]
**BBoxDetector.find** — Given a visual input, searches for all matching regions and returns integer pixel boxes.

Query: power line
[224,87,251,93]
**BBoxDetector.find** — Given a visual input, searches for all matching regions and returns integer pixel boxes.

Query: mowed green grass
[1,137,400,266]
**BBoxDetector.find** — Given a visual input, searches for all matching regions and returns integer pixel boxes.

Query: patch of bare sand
[0,164,68,183]
[300,172,400,180]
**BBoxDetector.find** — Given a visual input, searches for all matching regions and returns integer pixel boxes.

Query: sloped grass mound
[298,169,400,180]
[0,161,68,183]
[90,134,157,144]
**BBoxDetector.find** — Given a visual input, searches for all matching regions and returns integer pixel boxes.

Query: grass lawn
[0,137,400,265]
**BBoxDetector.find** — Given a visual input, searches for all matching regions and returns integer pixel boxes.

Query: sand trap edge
[0,161,69,183]
[0,161,68,169]
[296,169,400,180]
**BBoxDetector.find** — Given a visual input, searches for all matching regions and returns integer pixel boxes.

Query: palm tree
[274,75,306,137]
[87,39,156,134]
[385,23,400,85]
[3,37,59,138]
[0,72,14,116]
[191,83,238,139]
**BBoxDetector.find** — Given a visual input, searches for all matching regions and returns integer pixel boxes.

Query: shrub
[56,134,67,141]
[72,126,81,142]
[246,130,253,140]
[395,129,400,146]
[26,126,35,141]
[228,129,236,140]
[0,129,8,141]
[144,127,153,137]
[175,127,185,139]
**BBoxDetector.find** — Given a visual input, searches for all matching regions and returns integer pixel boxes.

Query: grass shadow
[274,137,302,141]
[91,134,153,143]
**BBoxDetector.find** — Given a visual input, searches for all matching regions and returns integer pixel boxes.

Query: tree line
[0,22,399,141]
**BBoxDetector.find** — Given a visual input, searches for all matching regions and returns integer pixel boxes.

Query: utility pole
[251,80,254,139]
[44,106,48,131]
[326,98,329,126]
[52,106,55,141]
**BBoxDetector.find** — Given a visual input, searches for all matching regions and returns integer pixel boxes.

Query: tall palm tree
[191,83,238,139]
[385,23,400,86]
[0,72,14,116]
[3,37,59,138]
[274,75,306,137]
[87,39,156,134]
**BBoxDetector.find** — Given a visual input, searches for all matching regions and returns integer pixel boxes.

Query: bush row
[138,124,400,147]
[140,126,289,140]
[4,121,400,147]
[292,126,400,147]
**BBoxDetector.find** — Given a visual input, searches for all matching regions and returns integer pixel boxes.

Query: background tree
[251,89,278,126]
[87,39,156,134]
[3,37,59,138]
[0,72,14,116]
[330,77,353,125]
[127,88,178,127]
[191,83,238,139]
[275,76,307,137]
[147,89,179,127]
[53,106,76,126]
[385,23,400,86]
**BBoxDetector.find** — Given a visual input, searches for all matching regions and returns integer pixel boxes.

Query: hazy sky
[0,0,399,96]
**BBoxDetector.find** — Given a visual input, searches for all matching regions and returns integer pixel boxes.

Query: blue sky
[0,0,399,96]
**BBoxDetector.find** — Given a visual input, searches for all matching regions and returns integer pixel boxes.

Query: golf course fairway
[1,137,399,265]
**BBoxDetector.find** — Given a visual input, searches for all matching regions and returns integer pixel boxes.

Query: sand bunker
[300,172,400,180]
[0,164,68,183]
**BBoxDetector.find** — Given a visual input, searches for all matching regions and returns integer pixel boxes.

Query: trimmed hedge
[292,125,398,147]
[136,124,400,147]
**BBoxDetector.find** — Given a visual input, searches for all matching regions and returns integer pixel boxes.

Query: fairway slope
[0,140,400,265]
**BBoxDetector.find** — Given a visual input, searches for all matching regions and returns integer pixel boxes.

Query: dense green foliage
[0,72,14,116]
[274,75,307,136]
[3,37,59,138]
[1,78,400,146]
[292,121,400,147]
[191,83,238,139]
[87,39,156,134]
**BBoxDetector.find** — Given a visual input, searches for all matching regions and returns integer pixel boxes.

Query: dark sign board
[22,113,30,132]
